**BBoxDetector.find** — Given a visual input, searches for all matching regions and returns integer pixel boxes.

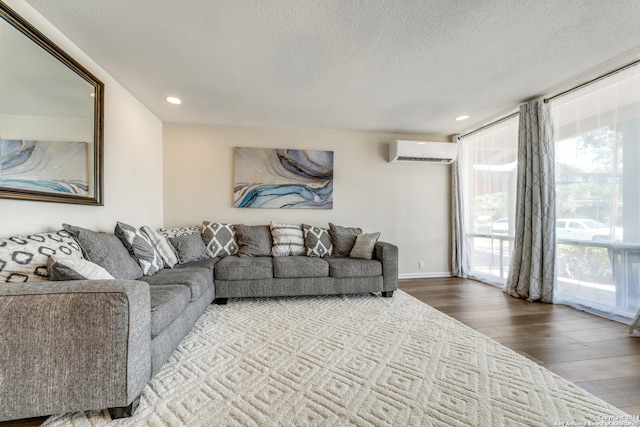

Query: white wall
[0,0,164,235]
[163,123,451,277]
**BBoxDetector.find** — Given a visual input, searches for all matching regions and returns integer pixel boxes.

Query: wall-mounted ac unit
[388,140,457,164]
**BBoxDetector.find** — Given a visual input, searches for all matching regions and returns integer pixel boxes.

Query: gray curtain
[504,98,556,302]
[451,135,469,278]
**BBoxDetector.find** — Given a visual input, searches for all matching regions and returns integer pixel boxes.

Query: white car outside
[556,218,617,241]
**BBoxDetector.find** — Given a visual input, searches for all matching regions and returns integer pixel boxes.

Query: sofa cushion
[115,222,164,275]
[215,256,273,280]
[149,285,191,337]
[325,257,382,278]
[139,266,212,301]
[235,224,272,257]
[47,255,114,281]
[328,223,362,257]
[168,234,210,264]
[202,222,238,258]
[302,224,333,257]
[273,256,329,278]
[0,230,83,283]
[270,222,305,256]
[62,224,143,280]
[141,226,179,269]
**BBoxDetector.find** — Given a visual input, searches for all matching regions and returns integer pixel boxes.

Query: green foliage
[557,244,614,284]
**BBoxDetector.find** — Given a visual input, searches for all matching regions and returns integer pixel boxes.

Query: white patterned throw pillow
[158,225,202,239]
[48,255,115,281]
[201,221,238,258]
[302,224,333,258]
[271,222,305,256]
[0,231,83,282]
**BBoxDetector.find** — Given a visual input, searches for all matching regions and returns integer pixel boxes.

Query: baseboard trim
[399,272,452,279]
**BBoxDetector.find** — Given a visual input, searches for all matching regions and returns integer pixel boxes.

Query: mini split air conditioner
[388,140,457,164]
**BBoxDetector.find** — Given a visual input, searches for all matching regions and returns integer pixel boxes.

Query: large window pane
[459,117,518,286]
[552,64,640,321]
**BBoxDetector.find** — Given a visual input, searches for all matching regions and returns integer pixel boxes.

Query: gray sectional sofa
[0,221,398,422]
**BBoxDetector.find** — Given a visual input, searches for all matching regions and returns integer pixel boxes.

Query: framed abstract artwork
[234,147,333,209]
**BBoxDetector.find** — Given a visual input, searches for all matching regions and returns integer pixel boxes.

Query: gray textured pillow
[349,232,381,260]
[115,222,164,275]
[302,224,333,257]
[62,224,143,280]
[235,224,272,257]
[168,233,210,264]
[329,223,362,257]
[48,255,115,281]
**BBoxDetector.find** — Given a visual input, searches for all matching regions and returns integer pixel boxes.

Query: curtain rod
[458,111,519,140]
[543,58,640,103]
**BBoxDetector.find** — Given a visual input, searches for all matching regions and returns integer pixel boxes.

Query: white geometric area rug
[44,290,636,427]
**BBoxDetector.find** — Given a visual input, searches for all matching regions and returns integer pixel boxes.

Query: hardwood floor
[400,276,640,415]
[4,277,640,425]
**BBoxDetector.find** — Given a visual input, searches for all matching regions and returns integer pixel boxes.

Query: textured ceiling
[19,0,640,136]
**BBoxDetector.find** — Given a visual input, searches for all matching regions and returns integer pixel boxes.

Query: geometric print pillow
[114,221,164,276]
[0,230,83,283]
[302,224,333,258]
[158,225,202,239]
[201,221,238,258]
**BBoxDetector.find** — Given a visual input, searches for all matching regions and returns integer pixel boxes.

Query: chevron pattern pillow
[202,221,238,258]
[302,224,333,258]
[115,221,164,275]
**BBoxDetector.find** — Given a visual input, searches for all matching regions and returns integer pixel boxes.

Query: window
[551,64,640,321]
[458,116,519,286]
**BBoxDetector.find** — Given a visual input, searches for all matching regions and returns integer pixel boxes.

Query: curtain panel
[504,98,556,302]
[451,135,469,278]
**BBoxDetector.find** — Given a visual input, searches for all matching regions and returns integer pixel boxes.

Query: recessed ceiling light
[166,96,182,105]
[455,115,469,121]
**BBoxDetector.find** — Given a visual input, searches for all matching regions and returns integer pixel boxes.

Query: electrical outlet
[419,261,425,269]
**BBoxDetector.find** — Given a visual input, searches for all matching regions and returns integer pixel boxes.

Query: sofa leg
[213,298,228,305]
[108,396,140,419]
[381,291,394,298]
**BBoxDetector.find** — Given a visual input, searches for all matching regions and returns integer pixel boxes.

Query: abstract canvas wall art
[0,139,89,196]
[234,147,333,209]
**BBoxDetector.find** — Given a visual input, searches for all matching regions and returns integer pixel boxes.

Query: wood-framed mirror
[0,1,104,205]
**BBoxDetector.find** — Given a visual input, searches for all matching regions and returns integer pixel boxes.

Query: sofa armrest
[0,280,151,421]
[374,241,399,292]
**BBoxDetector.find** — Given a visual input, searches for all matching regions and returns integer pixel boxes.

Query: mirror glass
[0,1,103,205]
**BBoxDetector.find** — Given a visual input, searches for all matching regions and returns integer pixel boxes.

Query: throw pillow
[48,255,115,281]
[349,232,381,260]
[140,226,179,268]
[201,221,238,258]
[62,224,143,280]
[115,222,164,275]
[0,230,83,283]
[302,224,333,257]
[158,225,202,239]
[234,224,272,257]
[168,233,210,264]
[328,222,363,257]
[270,222,305,256]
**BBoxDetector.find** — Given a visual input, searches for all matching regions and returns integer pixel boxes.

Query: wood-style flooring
[400,276,640,416]
[4,277,640,425]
